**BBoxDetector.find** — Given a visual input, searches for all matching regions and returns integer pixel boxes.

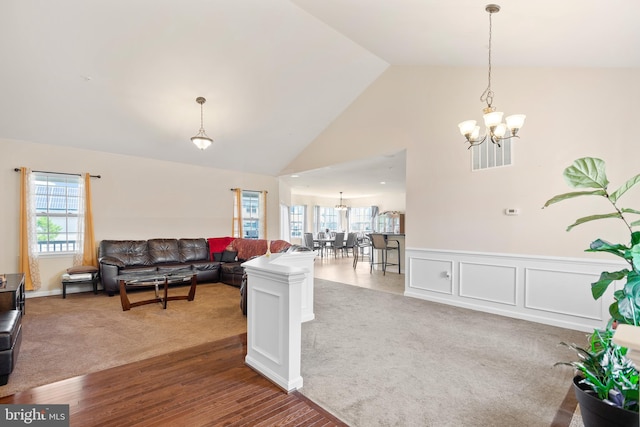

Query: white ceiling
[2,1,639,197]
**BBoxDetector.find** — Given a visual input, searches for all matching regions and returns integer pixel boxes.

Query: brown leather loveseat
[98,238,221,296]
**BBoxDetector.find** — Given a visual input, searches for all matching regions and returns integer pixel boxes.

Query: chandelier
[335,192,348,211]
[458,4,525,148]
[191,97,213,150]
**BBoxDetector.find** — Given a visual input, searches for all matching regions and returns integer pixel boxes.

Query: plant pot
[573,376,639,427]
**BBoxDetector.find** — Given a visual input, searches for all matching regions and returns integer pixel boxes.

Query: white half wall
[405,248,624,332]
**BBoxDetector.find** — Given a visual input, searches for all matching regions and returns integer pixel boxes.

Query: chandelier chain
[480,11,494,108]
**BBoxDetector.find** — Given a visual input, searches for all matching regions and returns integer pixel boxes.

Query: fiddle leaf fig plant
[545,157,640,413]
[543,157,640,326]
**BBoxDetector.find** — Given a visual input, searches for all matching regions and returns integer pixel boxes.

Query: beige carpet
[300,279,588,427]
[0,282,247,397]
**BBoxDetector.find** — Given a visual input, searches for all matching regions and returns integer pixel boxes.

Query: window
[34,172,82,253]
[349,207,373,233]
[471,139,512,170]
[290,205,305,239]
[241,191,260,239]
[316,206,339,232]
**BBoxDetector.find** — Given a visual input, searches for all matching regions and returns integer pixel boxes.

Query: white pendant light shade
[458,120,477,137]
[191,135,213,150]
[505,114,526,133]
[483,111,504,128]
[493,123,507,138]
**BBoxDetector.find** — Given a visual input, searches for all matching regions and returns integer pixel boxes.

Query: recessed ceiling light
[380,181,386,185]
[291,174,299,178]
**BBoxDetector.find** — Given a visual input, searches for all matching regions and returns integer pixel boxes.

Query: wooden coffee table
[116,270,197,311]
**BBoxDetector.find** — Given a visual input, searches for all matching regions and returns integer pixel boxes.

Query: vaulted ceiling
[2,1,638,196]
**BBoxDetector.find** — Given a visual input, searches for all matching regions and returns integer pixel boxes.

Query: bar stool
[369,233,400,275]
[352,235,371,269]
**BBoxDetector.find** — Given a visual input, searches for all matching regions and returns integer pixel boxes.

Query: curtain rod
[14,168,101,178]
[230,188,267,193]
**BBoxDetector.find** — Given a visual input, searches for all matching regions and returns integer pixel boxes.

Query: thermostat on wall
[505,208,520,216]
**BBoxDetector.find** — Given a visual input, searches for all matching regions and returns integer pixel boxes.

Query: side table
[61,271,99,298]
[0,273,25,315]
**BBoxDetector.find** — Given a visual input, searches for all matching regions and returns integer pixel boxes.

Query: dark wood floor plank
[0,334,347,427]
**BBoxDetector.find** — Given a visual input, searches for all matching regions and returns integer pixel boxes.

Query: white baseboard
[404,248,625,332]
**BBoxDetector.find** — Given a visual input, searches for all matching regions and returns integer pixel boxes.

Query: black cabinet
[0,273,25,315]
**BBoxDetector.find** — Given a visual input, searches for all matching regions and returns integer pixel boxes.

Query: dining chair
[369,233,400,275]
[303,232,314,250]
[344,232,356,257]
[327,232,345,258]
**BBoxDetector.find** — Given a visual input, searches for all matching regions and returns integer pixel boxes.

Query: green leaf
[631,219,640,227]
[566,213,622,231]
[543,190,607,208]
[624,270,640,296]
[588,239,629,256]
[563,157,609,189]
[631,232,640,246]
[591,270,628,300]
[622,208,640,216]
[628,244,640,271]
[610,174,640,203]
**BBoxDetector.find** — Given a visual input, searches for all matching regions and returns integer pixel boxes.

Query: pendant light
[191,97,213,150]
[458,4,526,148]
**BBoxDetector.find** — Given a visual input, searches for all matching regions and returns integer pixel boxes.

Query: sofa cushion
[220,262,244,274]
[99,240,151,266]
[148,239,180,264]
[0,311,20,351]
[119,266,158,275]
[179,238,209,262]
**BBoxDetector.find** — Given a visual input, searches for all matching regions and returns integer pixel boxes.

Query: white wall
[0,138,281,294]
[286,65,640,261]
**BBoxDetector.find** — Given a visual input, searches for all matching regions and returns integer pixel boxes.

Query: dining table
[313,238,335,258]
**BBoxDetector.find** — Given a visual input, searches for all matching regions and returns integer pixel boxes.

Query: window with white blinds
[471,139,512,171]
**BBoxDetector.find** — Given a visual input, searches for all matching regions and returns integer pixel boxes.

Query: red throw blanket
[207,237,235,259]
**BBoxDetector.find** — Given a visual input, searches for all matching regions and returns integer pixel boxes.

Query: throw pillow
[67,265,99,274]
[212,252,223,262]
[221,250,237,263]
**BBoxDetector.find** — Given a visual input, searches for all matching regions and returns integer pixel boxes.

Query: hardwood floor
[0,334,347,427]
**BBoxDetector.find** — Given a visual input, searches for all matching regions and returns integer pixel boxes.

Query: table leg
[163,278,168,309]
[119,279,131,311]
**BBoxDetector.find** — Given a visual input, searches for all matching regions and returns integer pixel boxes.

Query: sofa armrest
[99,256,126,268]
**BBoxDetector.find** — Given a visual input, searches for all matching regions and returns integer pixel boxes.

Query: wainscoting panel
[405,248,623,332]
[407,258,453,294]
[252,287,282,364]
[524,268,604,321]
[459,262,517,306]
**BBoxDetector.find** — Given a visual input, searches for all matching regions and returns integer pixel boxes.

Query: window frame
[33,172,82,255]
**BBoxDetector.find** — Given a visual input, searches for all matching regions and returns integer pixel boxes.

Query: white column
[242,252,314,392]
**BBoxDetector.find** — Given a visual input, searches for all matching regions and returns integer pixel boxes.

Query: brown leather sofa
[218,239,291,287]
[98,238,221,296]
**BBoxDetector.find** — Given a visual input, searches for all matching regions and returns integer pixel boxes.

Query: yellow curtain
[19,167,39,290]
[260,190,268,240]
[231,188,242,238]
[81,173,97,266]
